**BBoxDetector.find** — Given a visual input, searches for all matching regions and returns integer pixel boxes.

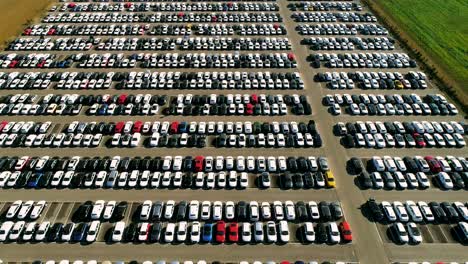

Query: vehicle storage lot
[0,0,466,264]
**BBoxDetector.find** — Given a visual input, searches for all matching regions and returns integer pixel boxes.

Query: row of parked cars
[66,120,320,137]
[316,70,427,90]
[0,70,303,91]
[325,93,458,116]
[8,37,290,52]
[43,13,282,24]
[310,52,417,69]
[0,155,331,174]
[304,36,394,51]
[0,219,350,245]
[288,2,362,12]
[24,23,288,37]
[72,200,343,223]
[367,199,468,224]
[297,23,388,36]
[337,120,466,148]
[57,2,280,12]
[292,12,376,23]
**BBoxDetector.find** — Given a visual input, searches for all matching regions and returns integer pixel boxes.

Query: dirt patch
[0,0,56,49]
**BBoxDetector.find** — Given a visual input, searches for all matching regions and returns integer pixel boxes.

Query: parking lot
[0,0,466,264]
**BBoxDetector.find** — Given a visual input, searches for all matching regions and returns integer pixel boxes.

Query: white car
[392,222,408,244]
[212,201,223,221]
[437,172,453,189]
[381,201,397,222]
[164,200,175,220]
[34,221,50,241]
[86,221,101,242]
[303,222,315,242]
[328,222,341,244]
[266,221,277,243]
[103,201,116,220]
[30,200,47,220]
[0,221,14,241]
[278,220,290,243]
[91,200,105,220]
[138,223,150,241]
[261,202,272,220]
[284,201,296,220]
[9,221,26,240]
[308,201,320,220]
[405,201,423,222]
[112,221,125,242]
[241,222,252,242]
[18,200,34,220]
[22,222,37,241]
[225,201,235,220]
[393,201,409,222]
[417,201,434,222]
[273,201,284,220]
[6,200,22,219]
[140,200,152,220]
[165,223,176,243]
[190,221,201,243]
[200,201,211,220]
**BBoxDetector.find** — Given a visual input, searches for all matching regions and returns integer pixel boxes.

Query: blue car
[27,173,42,188]
[98,104,108,115]
[179,122,188,133]
[202,223,213,242]
[72,223,88,242]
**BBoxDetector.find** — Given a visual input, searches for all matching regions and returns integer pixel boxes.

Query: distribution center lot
[0,0,466,264]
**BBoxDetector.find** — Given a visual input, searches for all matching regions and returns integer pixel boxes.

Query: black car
[279,173,293,189]
[429,202,448,223]
[124,223,138,242]
[367,198,384,221]
[74,201,92,222]
[360,171,373,189]
[47,223,63,242]
[295,201,309,221]
[316,223,327,243]
[303,172,314,189]
[151,201,164,221]
[237,201,248,221]
[350,157,364,174]
[176,201,188,221]
[441,202,460,223]
[113,201,128,221]
[293,174,304,189]
[319,201,332,222]
[149,222,162,243]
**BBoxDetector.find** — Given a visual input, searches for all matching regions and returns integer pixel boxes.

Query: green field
[375,0,468,94]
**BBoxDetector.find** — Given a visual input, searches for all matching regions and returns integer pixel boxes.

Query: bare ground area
[0,0,56,48]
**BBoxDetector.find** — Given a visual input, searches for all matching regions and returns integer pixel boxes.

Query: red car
[0,121,8,131]
[228,222,238,242]
[118,94,127,104]
[215,221,226,243]
[339,221,352,242]
[425,156,442,173]
[170,121,179,134]
[245,104,253,115]
[251,94,258,104]
[194,156,204,172]
[132,121,143,133]
[413,133,426,148]
[115,121,125,133]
